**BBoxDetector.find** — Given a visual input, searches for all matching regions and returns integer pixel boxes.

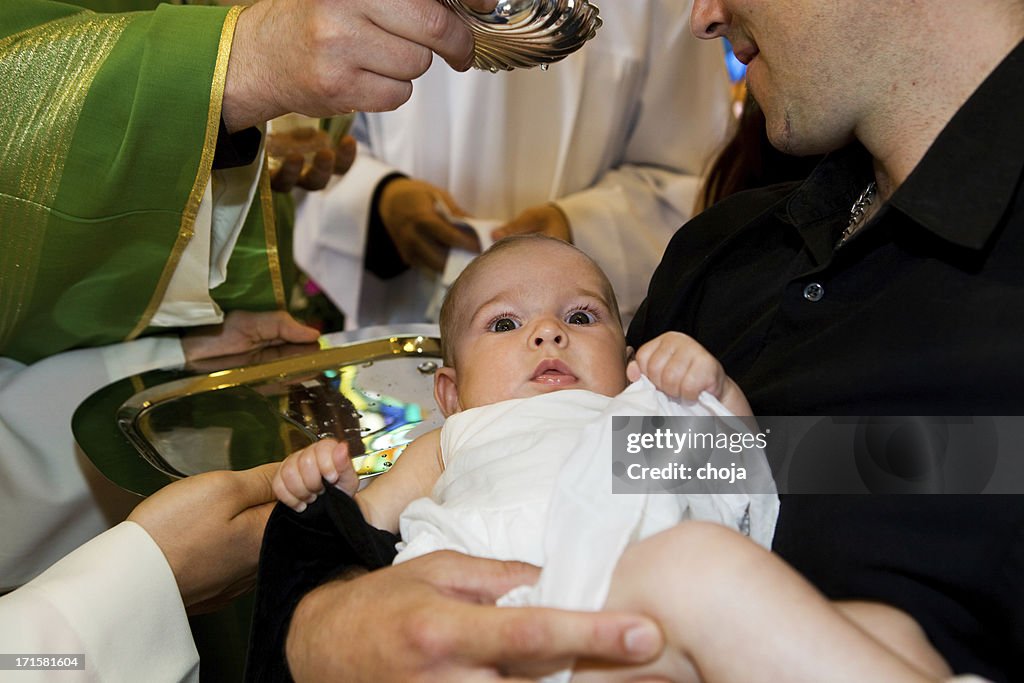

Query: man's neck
[859,8,1024,201]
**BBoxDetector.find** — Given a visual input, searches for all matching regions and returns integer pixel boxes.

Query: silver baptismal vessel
[438,0,602,71]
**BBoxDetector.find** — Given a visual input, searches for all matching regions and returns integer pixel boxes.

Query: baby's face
[447,241,628,411]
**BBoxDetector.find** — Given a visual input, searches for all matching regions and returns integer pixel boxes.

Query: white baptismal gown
[396,378,779,618]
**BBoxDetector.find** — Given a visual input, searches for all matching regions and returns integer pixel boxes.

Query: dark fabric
[213,117,262,170]
[773,496,1024,682]
[627,40,1024,682]
[244,490,399,682]
[364,172,411,279]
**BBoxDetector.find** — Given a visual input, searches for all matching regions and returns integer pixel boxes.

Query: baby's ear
[433,366,462,417]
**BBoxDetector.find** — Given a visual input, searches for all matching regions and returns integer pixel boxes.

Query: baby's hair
[438,234,621,367]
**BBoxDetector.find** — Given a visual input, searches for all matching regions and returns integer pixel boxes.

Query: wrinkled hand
[273,438,357,512]
[628,331,752,416]
[224,0,498,132]
[128,463,279,614]
[184,340,323,375]
[492,203,572,242]
[180,310,320,364]
[286,551,664,682]
[379,177,481,273]
[270,134,358,192]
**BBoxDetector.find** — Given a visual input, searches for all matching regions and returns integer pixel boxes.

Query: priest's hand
[180,310,320,364]
[128,463,279,614]
[223,0,498,132]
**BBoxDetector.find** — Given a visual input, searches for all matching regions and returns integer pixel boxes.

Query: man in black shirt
[626,2,1024,681]
[272,2,1023,681]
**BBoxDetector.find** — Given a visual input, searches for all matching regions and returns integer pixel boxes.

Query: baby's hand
[272,438,359,512]
[628,332,752,416]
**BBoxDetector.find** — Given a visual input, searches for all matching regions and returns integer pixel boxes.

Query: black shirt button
[803,282,825,302]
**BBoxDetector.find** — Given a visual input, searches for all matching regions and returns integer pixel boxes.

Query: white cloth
[396,388,612,566]
[423,213,498,322]
[396,376,778,584]
[0,337,185,589]
[152,129,265,327]
[293,0,733,329]
[397,378,777,683]
[0,157,262,588]
[0,521,198,682]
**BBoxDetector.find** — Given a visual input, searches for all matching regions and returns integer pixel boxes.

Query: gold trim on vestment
[259,162,286,308]
[127,4,245,341]
[0,12,130,352]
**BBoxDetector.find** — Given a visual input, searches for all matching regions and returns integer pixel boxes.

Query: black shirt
[628,41,1024,681]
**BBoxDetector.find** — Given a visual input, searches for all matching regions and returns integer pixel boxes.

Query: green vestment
[0,0,289,364]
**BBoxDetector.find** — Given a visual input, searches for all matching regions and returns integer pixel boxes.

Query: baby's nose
[532,322,566,347]
[533,332,563,346]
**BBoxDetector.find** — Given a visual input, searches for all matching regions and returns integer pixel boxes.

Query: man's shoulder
[668,181,801,258]
[698,181,801,228]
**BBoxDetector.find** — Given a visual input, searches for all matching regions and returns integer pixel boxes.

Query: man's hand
[286,551,664,682]
[224,0,498,132]
[128,463,279,614]
[378,177,481,273]
[180,310,320,364]
[492,203,572,242]
[270,135,358,192]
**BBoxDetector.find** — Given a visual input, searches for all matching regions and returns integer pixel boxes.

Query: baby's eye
[566,310,596,325]
[490,317,520,332]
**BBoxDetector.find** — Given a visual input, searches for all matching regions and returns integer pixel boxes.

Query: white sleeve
[152,132,265,328]
[0,522,199,682]
[556,5,734,321]
[0,336,186,588]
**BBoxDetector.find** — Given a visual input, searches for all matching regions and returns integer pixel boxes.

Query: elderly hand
[492,203,572,242]
[270,134,358,192]
[378,177,481,273]
[224,0,498,132]
[285,551,664,682]
[127,463,279,614]
[180,310,320,364]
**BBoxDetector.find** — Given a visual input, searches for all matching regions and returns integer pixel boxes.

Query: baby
[274,234,771,541]
[274,235,961,682]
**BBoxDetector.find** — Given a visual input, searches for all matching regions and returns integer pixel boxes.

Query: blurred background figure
[293,0,734,331]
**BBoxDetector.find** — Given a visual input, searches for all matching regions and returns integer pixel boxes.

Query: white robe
[1,153,263,589]
[293,0,733,330]
[0,522,198,682]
